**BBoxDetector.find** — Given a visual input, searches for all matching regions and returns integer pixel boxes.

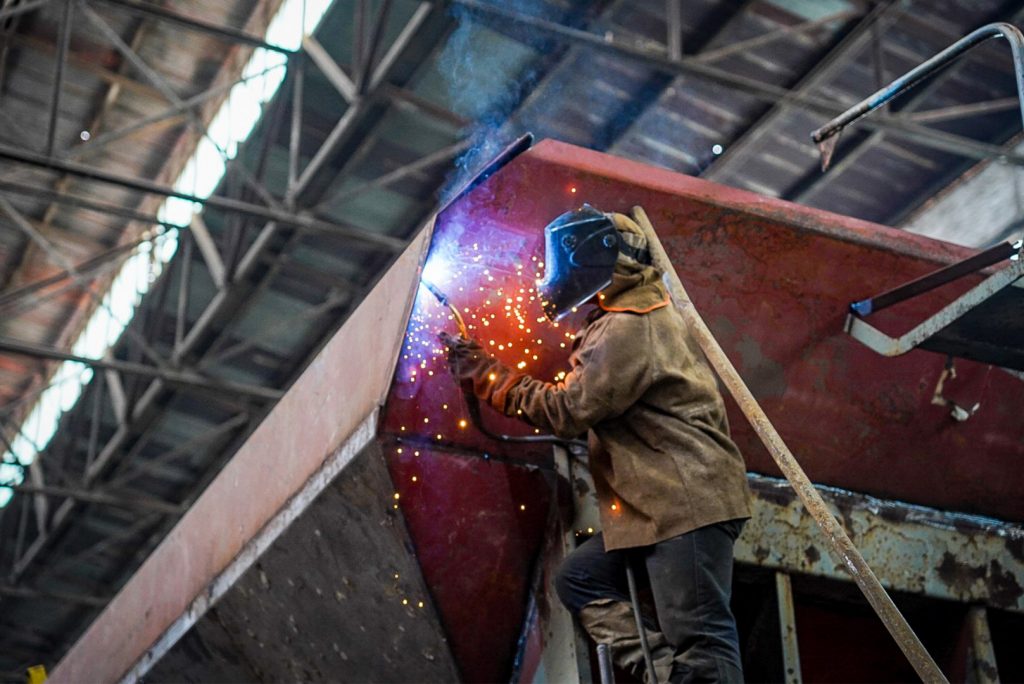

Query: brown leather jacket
[501,263,752,551]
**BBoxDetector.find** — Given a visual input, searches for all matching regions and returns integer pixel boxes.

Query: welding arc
[421,278,469,338]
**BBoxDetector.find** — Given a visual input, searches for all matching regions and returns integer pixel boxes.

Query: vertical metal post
[775,571,802,684]
[546,446,595,684]
[13,483,30,574]
[353,0,367,82]
[666,0,682,61]
[631,206,948,684]
[85,371,104,475]
[625,562,657,684]
[966,606,1000,684]
[288,54,304,200]
[175,231,193,347]
[47,0,73,156]
[596,644,615,684]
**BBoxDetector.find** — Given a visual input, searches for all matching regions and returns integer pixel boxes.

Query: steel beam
[907,96,1021,123]
[666,0,682,61]
[290,1,432,200]
[3,484,184,516]
[0,337,283,401]
[91,0,295,55]
[0,231,172,313]
[738,475,1024,613]
[0,583,109,607]
[453,0,1024,167]
[0,196,77,273]
[358,0,393,93]
[46,0,73,156]
[302,35,357,103]
[77,0,285,213]
[695,9,857,63]
[3,33,166,101]
[287,55,304,196]
[315,139,472,211]
[106,414,250,489]
[188,215,227,288]
[0,143,406,252]
[702,1,901,181]
[606,0,761,154]
[0,178,179,229]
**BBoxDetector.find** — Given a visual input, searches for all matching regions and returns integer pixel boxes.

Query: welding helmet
[537,204,621,321]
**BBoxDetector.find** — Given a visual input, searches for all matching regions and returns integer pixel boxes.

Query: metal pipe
[630,206,948,684]
[0,143,406,251]
[596,643,615,684]
[91,0,295,55]
[3,484,184,516]
[849,240,1020,315]
[0,336,282,401]
[812,23,1024,155]
[626,562,657,684]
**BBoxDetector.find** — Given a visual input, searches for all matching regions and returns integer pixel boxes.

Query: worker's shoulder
[587,307,660,338]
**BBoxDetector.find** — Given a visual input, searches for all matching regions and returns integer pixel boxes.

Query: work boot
[579,599,675,684]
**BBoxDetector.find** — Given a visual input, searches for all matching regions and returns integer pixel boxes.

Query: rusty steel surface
[739,476,1024,612]
[50,230,431,683]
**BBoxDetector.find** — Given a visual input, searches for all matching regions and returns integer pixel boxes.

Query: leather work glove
[438,331,524,412]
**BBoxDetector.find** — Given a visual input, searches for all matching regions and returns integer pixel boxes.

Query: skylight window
[0,0,333,507]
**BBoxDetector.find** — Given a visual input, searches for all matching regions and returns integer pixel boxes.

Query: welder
[440,205,753,683]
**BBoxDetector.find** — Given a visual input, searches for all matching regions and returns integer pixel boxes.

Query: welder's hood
[538,204,654,321]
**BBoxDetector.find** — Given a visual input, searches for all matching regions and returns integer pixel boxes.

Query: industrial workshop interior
[1,0,1024,682]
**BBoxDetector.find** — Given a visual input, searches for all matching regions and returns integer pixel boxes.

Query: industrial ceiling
[1,0,1023,675]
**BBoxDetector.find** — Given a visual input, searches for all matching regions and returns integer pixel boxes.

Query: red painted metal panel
[503,141,1022,520]
[384,441,551,683]
[378,137,1023,681]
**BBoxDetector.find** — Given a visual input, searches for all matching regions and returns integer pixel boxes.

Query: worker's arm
[502,314,654,438]
[442,315,654,439]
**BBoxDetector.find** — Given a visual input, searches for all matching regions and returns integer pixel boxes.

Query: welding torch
[420,278,585,448]
[421,279,469,338]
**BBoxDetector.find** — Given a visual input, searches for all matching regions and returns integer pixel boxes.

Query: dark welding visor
[537,205,619,321]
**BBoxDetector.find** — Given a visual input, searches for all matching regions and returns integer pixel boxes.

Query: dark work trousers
[555,519,746,683]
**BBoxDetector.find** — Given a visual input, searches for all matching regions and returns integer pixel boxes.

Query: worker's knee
[554,555,587,613]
